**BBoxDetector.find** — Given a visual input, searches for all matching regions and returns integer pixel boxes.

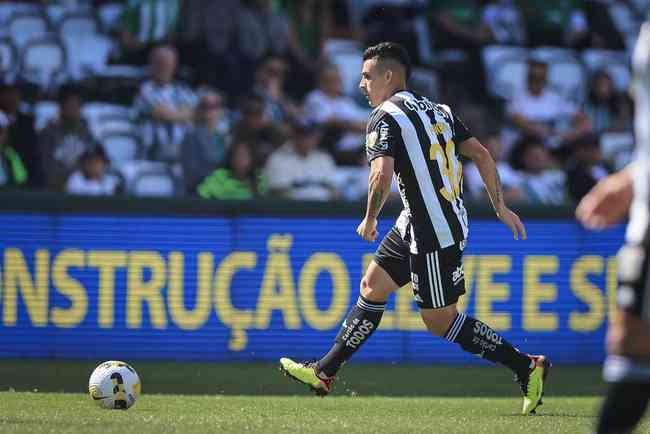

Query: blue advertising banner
[0,212,624,364]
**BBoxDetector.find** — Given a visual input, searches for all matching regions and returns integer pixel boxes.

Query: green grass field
[0,361,649,434]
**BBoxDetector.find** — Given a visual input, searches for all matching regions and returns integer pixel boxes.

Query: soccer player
[280,42,549,415]
[577,21,650,434]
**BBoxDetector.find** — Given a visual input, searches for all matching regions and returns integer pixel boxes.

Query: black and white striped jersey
[365,90,472,253]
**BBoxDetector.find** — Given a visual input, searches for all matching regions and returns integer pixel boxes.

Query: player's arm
[576,163,635,229]
[357,156,394,242]
[458,137,527,240]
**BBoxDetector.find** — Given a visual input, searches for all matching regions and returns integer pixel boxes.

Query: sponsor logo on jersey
[452,265,464,285]
[366,131,378,150]
[404,97,435,112]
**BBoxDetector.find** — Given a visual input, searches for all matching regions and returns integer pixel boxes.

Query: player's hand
[496,205,527,240]
[576,170,634,230]
[357,217,378,242]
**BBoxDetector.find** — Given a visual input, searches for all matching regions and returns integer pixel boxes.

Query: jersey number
[429,134,462,204]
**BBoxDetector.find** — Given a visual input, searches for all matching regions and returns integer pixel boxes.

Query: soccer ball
[88,361,141,410]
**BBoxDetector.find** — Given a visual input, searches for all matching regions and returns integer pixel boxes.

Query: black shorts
[616,241,650,320]
[373,226,466,309]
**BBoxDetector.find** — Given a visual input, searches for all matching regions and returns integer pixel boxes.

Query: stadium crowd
[0,0,646,205]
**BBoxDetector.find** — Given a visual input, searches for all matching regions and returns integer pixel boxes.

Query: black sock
[317,296,385,377]
[596,382,650,434]
[445,313,532,376]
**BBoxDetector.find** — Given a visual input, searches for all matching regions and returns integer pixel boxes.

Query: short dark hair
[363,42,411,79]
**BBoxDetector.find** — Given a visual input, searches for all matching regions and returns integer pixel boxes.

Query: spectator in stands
[133,45,197,163]
[565,133,611,202]
[431,0,526,47]
[197,141,266,200]
[511,138,567,205]
[181,89,231,193]
[252,56,302,126]
[507,59,592,154]
[0,83,40,187]
[66,146,121,196]
[231,94,288,166]
[584,70,633,134]
[39,85,97,191]
[464,133,525,203]
[116,0,180,65]
[303,64,369,165]
[0,111,27,187]
[518,0,588,47]
[265,124,339,201]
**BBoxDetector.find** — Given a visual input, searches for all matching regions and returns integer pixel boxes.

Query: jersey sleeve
[365,112,403,163]
[452,112,472,143]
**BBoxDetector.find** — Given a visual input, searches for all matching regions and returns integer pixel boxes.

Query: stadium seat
[33,100,59,131]
[92,114,137,139]
[581,49,631,92]
[490,58,527,100]
[102,132,142,164]
[530,46,577,64]
[58,12,99,38]
[329,50,364,97]
[548,61,586,103]
[0,2,42,26]
[410,67,439,100]
[600,131,635,171]
[131,167,177,197]
[7,12,49,48]
[0,37,18,81]
[482,45,528,84]
[82,102,132,125]
[98,3,125,33]
[63,34,113,80]
[20,36,67,91]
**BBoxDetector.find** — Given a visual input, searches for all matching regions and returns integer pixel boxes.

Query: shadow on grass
[0,360,606,397]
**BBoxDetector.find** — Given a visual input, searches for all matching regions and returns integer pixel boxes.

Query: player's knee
[421,306,457,337]
[359,276,390,302]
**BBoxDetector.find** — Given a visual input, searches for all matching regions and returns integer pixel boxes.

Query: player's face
[359,58,389,108]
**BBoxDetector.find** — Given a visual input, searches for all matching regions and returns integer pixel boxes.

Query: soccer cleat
[515,355,551,415]
[279,357,334,397]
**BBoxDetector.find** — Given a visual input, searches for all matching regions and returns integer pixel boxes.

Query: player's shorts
[373,226,465,309]
[616,240,650,320]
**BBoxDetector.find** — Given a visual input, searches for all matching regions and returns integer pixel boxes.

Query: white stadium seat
[8,13,49,48]
[490,58,527,100]
[20,36,66,91]
[102,133,142,164]
[33,100,59,131]
[93,114,137,139]
[0,37,18,80]
[0,3,42,26]
[63,34,113,80]
[581,49,631,92]
[548,61,586,103]
[58,13,98,38]
[482,45,527,84]
[131,168,177,197]
[530,46,577,64]
[328,47,364,97]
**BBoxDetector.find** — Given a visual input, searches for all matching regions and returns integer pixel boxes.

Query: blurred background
[0,0,646,372]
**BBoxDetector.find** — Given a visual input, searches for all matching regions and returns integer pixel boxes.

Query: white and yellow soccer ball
[88,361,141,410]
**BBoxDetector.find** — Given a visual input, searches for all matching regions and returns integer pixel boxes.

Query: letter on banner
[523,256,559,331]
[51,249,88,327]
[127,251,167,329]
[168,252,211,330]
[255,235,300,329]
[3,249,49,326]
[476,256,511,330]
[215,252,256,351]
[299,253,350,330]
[88,251,127,328]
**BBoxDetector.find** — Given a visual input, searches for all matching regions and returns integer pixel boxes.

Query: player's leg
[596,245,650,433]
[412,245,548,414]
[280,227,410,395]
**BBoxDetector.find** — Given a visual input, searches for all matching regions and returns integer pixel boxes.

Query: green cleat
[516,355,551,415]
[279,357,334,397]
